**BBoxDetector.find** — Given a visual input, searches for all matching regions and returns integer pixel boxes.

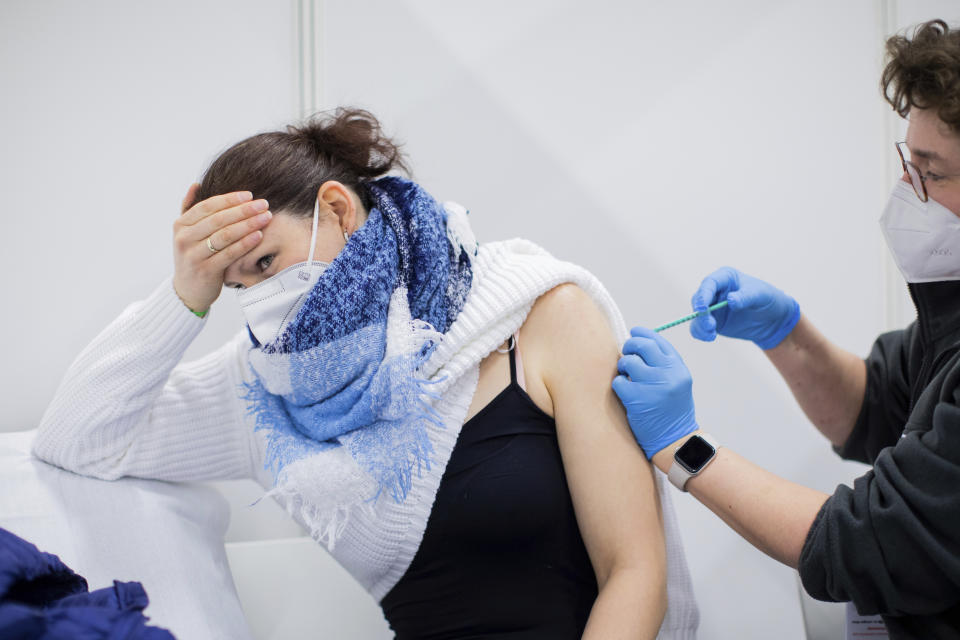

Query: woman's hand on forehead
[171,185,273,313]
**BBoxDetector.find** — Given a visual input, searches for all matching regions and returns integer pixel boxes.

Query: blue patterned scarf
[245,177,476,516]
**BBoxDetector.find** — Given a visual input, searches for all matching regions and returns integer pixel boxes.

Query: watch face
[675,435,716,474]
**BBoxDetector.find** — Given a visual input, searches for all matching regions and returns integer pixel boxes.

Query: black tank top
[380,345,599,639]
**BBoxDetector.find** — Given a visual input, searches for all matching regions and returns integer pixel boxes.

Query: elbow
[641,568,668,624]
[32,412,66,468]
[591,527,669,627]
[598,561,668,626]
[32,414,126,481]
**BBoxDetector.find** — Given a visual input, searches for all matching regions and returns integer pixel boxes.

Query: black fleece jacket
[799,280,960,639]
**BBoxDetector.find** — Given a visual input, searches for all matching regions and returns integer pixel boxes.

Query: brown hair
[882,19,960,133]
[194,107,409,215]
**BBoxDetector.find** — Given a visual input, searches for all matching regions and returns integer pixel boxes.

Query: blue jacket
[0,527,175,639]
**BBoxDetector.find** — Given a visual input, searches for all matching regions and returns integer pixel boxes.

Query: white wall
[1,0,299,431]
[3,1,959,639]
[319,1,957,638]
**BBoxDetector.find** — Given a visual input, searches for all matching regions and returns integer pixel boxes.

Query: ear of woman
[317,180,365,237]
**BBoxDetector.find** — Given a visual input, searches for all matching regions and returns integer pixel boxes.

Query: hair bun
[290,107,408,179]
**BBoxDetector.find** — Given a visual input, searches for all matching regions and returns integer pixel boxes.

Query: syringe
[653,301,729,333]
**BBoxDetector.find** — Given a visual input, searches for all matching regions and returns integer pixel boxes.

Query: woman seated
[33,108,698,639]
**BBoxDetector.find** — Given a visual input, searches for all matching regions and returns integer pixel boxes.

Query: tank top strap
[509,332,527,391]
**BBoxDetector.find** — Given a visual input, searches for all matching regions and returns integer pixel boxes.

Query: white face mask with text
[236,199,330,345]
[880,179,960,283]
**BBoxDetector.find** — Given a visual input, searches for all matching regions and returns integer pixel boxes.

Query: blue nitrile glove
[612,327,698,459]
[690,267,800,350]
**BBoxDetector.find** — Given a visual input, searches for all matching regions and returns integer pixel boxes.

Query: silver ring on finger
[206,236,221,253]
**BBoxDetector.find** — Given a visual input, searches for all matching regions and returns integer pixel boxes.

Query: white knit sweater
[33,239,699,638]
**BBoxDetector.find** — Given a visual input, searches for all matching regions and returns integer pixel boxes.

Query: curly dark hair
[881,19,960,133]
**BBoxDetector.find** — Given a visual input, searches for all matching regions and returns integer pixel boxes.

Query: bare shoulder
[520,284,621,395]
[523,283,617,349]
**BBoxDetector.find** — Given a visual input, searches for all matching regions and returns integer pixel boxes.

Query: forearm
[35,279,203,473]
[764,315,866,447]
[34,278,254,482]
[653,432,829,569]
[582,566,666,640]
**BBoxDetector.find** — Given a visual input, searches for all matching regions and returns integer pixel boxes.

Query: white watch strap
[667,433,721,492]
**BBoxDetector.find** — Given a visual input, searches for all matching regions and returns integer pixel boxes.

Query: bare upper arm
[520,284,666,588]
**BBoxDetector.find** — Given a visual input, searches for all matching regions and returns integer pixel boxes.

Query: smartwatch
[667,433,721,492]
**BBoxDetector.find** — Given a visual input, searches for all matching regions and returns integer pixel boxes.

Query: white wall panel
[1,0,298,431]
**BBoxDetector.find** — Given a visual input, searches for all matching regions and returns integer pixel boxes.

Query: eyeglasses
[897,141,930,202]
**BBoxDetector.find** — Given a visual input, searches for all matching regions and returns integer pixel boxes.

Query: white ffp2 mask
[236,199,330,345]
[880,180,960,283]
